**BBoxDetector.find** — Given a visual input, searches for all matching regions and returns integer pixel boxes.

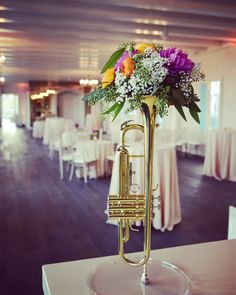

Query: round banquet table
[203,129,236,181]
[108,143,181,231]
[74,140,114,178]
[32,121,45,139]
[43,117,74,145]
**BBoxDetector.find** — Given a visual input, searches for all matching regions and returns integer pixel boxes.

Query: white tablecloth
[203,130,236,181]
[155,129,175,144]
[43,117,74,145]
[109,143,181,231]
[84,111,101,133]
[75,140,114,177]
[43,240,236,295]
[32,121,45,139]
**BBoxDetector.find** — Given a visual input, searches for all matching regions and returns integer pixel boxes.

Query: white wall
[156,45,236,142]
[194,45,236,129]
[57,90,85,128]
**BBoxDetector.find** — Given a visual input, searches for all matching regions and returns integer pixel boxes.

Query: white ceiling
[0,0,236,83]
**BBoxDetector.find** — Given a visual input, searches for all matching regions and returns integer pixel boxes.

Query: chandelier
[79,79,98,86]
[31,89,56,100]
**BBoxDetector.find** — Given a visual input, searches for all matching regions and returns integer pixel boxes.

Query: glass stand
[88,259,190,295]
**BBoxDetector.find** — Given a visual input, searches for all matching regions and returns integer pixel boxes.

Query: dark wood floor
[0,127,235,295]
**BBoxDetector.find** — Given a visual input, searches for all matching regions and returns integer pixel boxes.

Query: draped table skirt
[203,130,236,182]
[108,143,181,231]
[32,121,45,139]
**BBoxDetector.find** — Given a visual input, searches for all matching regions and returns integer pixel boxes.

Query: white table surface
[42,239,236,295]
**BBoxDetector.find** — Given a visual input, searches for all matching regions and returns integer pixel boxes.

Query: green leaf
[189,86,200,102]
[190,101,201,113]
[190,85,194,96]
[189,108,200,124]
[172,89,186,105]
[85,87,106,104]
[112,101,124,121]
[102,101,125,121]
[174,102,187,122]
[102,102,120,115]
[101,47,126,74]
[83,93,90,101]
[191,95,200,102]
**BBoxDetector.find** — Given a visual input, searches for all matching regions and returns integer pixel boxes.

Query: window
[1,94,19,119]
[210,81,221,129]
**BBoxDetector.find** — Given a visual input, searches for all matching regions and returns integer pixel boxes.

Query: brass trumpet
[108,96,157,283]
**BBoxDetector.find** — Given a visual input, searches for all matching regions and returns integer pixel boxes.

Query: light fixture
[134,18,167,26]
[135,29,162,36]
[0,76,5,83]
[31,88,57,100]
[0,55,6,64]
[46,89,56,95]
[80,79,98,86]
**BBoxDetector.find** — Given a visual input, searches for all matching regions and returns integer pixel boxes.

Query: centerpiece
[88,42,204,122]
[86,42,204,295]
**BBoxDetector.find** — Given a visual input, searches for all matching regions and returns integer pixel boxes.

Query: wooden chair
[69,143,97,183]
[58,132,74,179]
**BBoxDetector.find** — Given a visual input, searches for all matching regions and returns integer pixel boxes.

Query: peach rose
[122,57,135,77]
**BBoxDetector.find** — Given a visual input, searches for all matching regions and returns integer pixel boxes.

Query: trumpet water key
[108,96,157,284]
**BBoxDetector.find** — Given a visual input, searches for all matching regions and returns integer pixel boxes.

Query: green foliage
[174,102,187,122]
[102,102,120,115]
[101,47,126,74]
[85,42,204,124]
[156,43,164,51]
[172,89,186,105]
[134,63,150,83]
[86,86,106,105]
[157,97,169,118]
[126,96,142,113]
[155,85,170,117]
[189,108,200,124]
[112,101,125,121]
[189,101,201,123]
[103,101,124,121]
[189,101,201,112]
[118,42,135,50]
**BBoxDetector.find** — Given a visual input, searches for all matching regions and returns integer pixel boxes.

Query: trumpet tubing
[108,96,157,267]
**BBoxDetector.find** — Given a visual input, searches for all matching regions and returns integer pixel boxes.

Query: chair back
[73,142,97,163]
[61,131,75,148]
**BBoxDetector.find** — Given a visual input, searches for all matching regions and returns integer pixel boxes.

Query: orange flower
[102,68,115,88]
[122,57,135,77]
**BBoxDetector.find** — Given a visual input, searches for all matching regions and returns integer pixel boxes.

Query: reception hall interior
[0,0,236,294]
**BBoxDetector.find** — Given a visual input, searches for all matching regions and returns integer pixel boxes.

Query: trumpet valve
[108,195,146,220]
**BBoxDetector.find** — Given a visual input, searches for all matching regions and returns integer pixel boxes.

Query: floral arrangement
[87,42,205,123]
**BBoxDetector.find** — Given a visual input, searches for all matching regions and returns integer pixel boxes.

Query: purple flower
[160,47,195,75]
[114,50,138,72]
